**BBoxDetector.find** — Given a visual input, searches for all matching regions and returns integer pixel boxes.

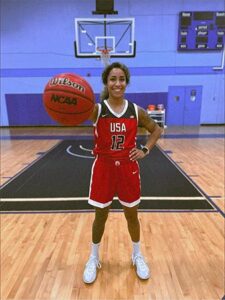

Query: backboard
[74,18,136,58]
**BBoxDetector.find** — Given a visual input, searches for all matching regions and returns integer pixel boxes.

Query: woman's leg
[92,206,110,244]
[83,206,110,284]
[123,204,150,280]
[123,204,140,242]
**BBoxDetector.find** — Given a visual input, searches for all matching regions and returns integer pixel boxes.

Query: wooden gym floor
[0,125,224,300]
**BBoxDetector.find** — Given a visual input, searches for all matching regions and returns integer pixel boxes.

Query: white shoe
[83,255,101,284]
[132,253,150,280]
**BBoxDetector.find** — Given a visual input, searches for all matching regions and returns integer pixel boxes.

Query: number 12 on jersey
[111,135,125,150]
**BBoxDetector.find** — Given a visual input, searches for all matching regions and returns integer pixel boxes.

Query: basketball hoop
[97,48,112,67]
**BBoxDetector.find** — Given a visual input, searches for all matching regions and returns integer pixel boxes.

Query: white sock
[90,242,100,259]
[132,241,141,256]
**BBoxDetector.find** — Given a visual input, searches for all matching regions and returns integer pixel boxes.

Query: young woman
[83,62,162,284]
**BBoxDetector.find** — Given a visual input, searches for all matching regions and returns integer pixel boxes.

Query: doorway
[167,86,203,126]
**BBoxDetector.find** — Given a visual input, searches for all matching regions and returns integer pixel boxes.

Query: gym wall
[1,0,224,126]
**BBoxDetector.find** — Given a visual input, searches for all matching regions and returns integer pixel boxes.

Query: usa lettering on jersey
[110,122,126,132]
[93,100,138,158]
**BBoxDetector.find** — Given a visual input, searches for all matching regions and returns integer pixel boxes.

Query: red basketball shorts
[89,157,141,208]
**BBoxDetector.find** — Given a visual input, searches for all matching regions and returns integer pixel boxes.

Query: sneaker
[132,253,150,280]
[83,255,101,284]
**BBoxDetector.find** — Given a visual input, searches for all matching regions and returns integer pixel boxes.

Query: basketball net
[99,49,111,67]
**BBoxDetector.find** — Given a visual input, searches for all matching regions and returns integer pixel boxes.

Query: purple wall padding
[5,92,167,126]
[6,94,57,126]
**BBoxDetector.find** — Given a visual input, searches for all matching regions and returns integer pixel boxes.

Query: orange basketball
[43,73,95,125]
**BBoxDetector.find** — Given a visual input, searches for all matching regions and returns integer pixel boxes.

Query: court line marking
[0,141,62,189]
[0,210,217,215]
[156,144,225,218]
[0,141,220,215]
[79,145,93,152]
[1,196,206,202]
[66,145,94,159]
[0,208,218,215]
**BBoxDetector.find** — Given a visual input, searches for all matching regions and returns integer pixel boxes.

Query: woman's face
[106,68,127,100]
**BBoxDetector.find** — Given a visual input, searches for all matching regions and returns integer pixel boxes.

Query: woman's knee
[123,205,139,223]
[94,206,110,224]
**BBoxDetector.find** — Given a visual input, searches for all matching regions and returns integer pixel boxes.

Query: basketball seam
[44,88,94,104]
[44,104,93,115]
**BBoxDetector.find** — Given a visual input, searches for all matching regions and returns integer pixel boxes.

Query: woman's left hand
[129,148,146,161]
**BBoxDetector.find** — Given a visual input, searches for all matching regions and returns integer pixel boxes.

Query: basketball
[43,73,95,125]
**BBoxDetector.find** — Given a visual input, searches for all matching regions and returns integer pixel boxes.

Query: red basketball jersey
[93,100,138,159]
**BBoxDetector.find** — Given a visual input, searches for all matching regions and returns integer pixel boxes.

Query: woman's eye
[109,77,126,83]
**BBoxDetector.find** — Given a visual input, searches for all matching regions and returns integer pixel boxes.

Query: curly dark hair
[100,62,130,100]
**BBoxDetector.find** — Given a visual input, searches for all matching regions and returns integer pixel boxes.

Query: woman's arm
[88,104,99,123]
[129,106,163,161]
